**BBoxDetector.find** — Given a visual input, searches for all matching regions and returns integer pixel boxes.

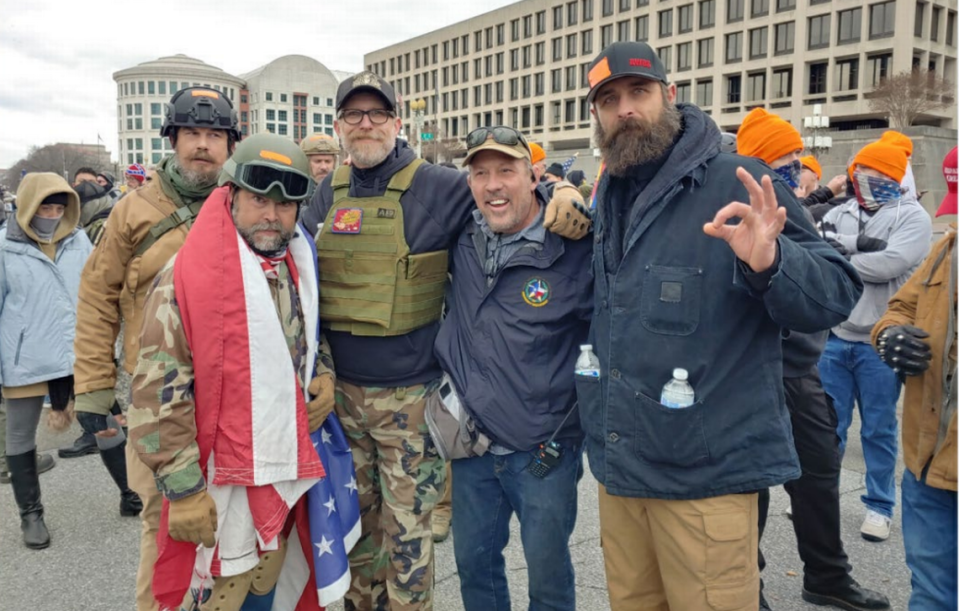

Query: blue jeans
[451,441,584,611]
[902,468,958,611]
[819,335,900,518]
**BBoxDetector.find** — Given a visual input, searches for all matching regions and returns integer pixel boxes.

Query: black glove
[877,325,932,376]
[825,238,851,260]
[856,235,888,253]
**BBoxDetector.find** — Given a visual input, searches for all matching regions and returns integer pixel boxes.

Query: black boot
[58,431,98,458]
[7,451,50,549]
[99,442,142,517]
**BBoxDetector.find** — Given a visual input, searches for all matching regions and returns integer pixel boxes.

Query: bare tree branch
[2,144,104,191]
[867,68,955,129]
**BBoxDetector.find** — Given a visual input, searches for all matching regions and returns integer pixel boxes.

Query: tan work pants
[598,484,760,611]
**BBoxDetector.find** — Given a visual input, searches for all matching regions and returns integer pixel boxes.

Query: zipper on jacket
[14,330,24,366]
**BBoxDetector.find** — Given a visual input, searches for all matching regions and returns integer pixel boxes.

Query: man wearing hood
[819,136,933,544]
[72,86,239,611]
[0,173,93,549]
[578,42,862,610]
[299,71,591,611]
[97,171,122,203]
[72,180,114,244]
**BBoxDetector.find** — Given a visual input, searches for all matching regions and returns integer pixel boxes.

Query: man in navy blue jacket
[580,42,863,611]
[434,126,593,611]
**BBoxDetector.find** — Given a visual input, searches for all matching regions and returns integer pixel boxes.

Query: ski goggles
[233,162,315,202]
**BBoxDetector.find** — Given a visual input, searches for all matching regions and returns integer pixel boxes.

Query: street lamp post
[802,104,833,159]
[410,98,426,159]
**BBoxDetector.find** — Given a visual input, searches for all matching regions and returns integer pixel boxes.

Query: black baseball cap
[586,42,668,104]
[335,71,397,112]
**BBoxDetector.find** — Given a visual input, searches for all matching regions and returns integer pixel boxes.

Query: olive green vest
[317,159,448,336]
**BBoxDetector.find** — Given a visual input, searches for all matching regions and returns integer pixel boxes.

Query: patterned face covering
[774,159,802,189]
[853,170,902,211]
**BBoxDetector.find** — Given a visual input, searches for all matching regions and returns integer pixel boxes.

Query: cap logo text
[629,58,652,68]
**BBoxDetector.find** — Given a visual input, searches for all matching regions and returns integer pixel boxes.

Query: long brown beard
[595,105,682,176]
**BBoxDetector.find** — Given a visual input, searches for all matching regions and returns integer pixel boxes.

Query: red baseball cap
[936,146,957,217]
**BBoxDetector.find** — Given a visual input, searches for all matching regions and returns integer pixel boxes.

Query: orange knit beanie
[852,141,909,183]
[736,108,803,164]
[800,156,822,180]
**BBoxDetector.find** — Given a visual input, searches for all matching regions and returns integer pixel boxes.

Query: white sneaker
[785,503,793,520]
[860,509,891,542]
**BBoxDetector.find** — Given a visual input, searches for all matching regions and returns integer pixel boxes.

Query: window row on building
[117,80,237,102]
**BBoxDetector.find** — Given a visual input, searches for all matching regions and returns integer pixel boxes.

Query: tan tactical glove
[168,490,218,547]
[544,181,592,240]
[307,373,336,432]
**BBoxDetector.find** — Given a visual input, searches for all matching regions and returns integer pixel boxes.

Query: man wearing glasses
[300,72,590,611]
[434,126,593,611]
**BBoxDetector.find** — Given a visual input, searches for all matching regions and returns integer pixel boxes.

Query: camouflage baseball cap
[300,133,340,156]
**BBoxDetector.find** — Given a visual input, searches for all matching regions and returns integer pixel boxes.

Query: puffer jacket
[74,174,193,394]
[873,226,957,491]
[0,173,92,388]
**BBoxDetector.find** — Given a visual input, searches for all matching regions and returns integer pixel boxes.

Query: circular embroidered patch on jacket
[523,277,550,307]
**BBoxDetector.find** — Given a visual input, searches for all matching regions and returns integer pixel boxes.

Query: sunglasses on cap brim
[234,163,315,201]
[466,126,530,151]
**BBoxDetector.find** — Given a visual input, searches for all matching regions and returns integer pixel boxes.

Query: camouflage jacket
[129,256,335,499]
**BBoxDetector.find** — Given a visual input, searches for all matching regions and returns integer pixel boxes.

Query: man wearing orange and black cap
[820,136,932,545]
[579,41,862,611]
[738,108,889,611]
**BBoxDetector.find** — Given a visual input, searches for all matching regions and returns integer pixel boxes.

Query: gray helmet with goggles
[218,134,315,202]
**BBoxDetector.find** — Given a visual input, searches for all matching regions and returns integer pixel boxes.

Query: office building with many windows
[364,0,956,159]
[113,54,350,167]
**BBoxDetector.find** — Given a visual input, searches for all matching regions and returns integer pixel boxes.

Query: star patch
[332,208,363,234]
[523,277,550,307]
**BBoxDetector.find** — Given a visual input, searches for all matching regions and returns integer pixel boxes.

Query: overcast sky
[0,0,518,169]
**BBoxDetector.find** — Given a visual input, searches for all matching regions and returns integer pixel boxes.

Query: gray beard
[231,204,294,255]
[594,105,682,177]
[171,154,220,189]
[344,135,394,169]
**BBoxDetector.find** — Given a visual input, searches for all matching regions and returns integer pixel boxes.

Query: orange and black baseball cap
[586,42,668,104]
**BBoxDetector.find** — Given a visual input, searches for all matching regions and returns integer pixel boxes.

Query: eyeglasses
[466,126,529,151]
[234,163,315,201]
[338,109,395,125]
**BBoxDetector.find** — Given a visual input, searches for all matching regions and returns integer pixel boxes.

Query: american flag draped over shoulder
[560,152,579,176]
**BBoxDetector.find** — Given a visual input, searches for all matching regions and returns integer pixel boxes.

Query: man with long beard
[72,86,239,611]
[299,72,591,611]
[577,42,863,611]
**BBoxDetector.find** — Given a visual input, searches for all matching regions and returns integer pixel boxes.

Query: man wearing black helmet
[72,86,240,611]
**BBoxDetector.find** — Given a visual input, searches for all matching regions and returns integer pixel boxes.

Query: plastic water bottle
[660,368,695,408]
[575,345,601,378]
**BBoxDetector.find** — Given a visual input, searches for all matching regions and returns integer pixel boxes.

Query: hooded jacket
[581,104,862,499]
[822,195,932,343]
[301,139,475,387]
[0,173,92,390]
[74,181,114,228]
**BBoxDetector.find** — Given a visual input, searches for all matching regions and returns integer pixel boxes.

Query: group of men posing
[61,40,954,611]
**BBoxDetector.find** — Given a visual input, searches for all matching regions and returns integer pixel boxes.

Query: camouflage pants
[335,381,445,611]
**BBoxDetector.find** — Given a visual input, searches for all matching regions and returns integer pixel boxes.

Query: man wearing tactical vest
[300,71,591,611]
[72,86,239,611]
[300,132,341,184]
